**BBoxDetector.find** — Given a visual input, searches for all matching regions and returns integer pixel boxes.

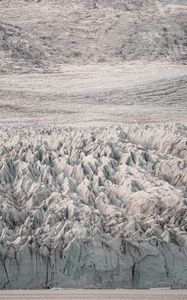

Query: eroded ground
[0,62,187,125]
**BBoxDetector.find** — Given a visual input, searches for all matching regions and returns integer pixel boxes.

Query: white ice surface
[0,124,186,289]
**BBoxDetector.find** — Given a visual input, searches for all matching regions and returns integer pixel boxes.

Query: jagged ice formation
[0,124,187,289]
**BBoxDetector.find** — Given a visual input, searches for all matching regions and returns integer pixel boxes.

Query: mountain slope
[0,0,187,73]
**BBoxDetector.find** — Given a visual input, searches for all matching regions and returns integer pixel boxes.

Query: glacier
[0,123,187,289]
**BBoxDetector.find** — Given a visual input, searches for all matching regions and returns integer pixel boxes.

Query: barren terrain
[0,62,187,125]
[0,0,187,291]
[0,1,187,72]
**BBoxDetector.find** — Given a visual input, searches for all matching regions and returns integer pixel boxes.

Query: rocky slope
[0,0,187,73]
[0,124,187,289]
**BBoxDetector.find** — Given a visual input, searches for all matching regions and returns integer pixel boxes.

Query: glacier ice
[0,123,187,289]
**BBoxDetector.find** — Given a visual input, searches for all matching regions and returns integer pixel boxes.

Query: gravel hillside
[0,0,187,73]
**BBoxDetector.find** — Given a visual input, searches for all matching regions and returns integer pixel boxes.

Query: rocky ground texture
[0,0,187,73]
